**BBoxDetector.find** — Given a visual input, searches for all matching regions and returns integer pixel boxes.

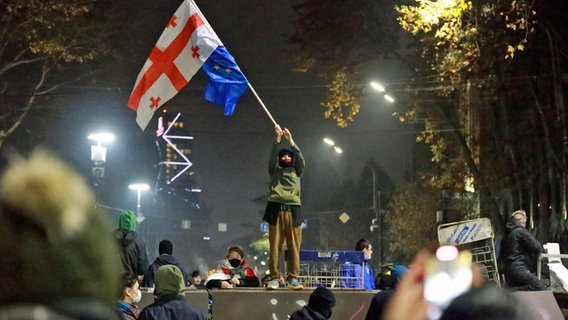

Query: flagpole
[247,82,277,126]
[189,0,277,126]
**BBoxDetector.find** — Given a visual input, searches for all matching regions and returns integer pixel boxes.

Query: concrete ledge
[139,288,566,319]
[140,288,376,319]
[210,288,375,319]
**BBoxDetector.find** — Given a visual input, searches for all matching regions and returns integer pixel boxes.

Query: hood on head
[155,265,185,297]
[308,286,335,317]
[118,210,137,231]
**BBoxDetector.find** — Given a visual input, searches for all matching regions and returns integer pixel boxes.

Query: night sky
[23,0,415,271]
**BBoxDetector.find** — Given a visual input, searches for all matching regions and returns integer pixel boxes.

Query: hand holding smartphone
[424,245,473,310]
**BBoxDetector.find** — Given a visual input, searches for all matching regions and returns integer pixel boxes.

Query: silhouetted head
[159,239,173,255]
[278,148,294,167]
[440,285,532,320]
[308,286,336,318]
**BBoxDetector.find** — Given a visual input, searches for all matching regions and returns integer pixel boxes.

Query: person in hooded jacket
[138,265,206,320]
[289,286,336,320]
[264,124,306,290]
[113,210,149,280]
[501,209,545,291]
[142,239,190,287]
[206,245,260,289]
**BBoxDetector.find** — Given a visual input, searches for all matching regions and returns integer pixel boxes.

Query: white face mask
[131,289,142,303]
[364,254,372,261]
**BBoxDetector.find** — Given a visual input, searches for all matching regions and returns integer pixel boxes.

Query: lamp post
[323,137,343,154]
[370,168,382,268]
[370,81,396,104]
[87,132,115,199]
[323,137,382,266]
[128,183,150,223]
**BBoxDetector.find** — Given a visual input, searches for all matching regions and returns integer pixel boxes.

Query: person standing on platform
[264,124,306,290]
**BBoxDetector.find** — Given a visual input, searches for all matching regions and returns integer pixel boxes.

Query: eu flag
[202,46,249,115]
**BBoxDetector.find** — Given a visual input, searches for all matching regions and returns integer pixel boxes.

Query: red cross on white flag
[127,0,222,130]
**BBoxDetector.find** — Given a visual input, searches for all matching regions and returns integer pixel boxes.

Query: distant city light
[203,236,210,240]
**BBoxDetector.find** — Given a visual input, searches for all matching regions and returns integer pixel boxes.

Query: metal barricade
[297,250,366,288]
[438,218,501,286]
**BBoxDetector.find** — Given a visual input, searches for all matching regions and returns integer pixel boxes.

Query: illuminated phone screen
[424,245,473,310]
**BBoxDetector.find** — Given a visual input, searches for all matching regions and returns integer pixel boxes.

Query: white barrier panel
[438,218,494,245]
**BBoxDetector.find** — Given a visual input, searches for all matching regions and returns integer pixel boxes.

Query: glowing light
[370,81,386,92]
[436,245,459,261]
[323,138,335,146]
[128,183,150,191]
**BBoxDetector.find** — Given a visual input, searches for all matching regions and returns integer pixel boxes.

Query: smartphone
[423,245,473,310]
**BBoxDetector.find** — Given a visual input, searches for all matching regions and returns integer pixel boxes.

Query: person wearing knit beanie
[289,286,336,320]
[138,265,207,320]
[0,150,122,319]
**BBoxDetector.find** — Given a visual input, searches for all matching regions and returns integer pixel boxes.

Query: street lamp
[128,183,150,223]
[370,81,386,92]
[322,137,343,154]
[323,137,382,266]
[88,132,115,201]
[88,133,115,163]
[87,132,115,178]
[370,81,396,104]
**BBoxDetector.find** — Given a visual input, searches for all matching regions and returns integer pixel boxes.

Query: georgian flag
[127,0,248,130]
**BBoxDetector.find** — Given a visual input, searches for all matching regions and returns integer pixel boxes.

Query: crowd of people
[0,135,556,320]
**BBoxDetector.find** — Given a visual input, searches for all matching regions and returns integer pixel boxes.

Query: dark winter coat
[114,229,149,276]
[501,219,543,280]
[289,306,329,320]
[138,295,206,320]
[142,254,190,287]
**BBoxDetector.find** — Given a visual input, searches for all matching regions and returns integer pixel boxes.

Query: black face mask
[229,258,242,268]
[278,149,294,167]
